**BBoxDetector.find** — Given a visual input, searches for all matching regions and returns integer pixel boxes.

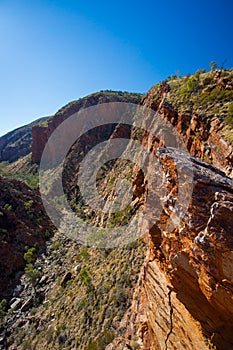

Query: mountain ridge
[0,117,50,164]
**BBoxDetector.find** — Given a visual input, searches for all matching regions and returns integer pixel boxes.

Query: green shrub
[203,76,213,86]
[0,161,9,172]
[0,299,7,320]
[197,88,233,106]
[78,247,90,261]
[25,263,41,287]
[79,267,91,287]
[50,240,60,250]
[210,61,218,71]
[24,200,34,210]
[45,230,51,239]
[186,76,199,93]
[225,103,233,127]
[4,203,12,211]
[24,247,37,264]
[86,330,115,350]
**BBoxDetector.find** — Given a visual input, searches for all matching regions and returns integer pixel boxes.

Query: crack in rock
[165,290,173,350]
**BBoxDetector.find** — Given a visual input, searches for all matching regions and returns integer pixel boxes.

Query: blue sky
[0,0,233,136]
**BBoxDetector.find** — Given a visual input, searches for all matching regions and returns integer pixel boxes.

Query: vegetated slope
[2,150,233,350]
[3,233,146,350]
[0,90,144,349]
[0,117,49,163]
[143,68,233,174]
[0,155,39,188]
[0,176,54,299]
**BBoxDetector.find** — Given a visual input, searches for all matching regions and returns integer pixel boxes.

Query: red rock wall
[137,149,233,349]
[108,82,233,349]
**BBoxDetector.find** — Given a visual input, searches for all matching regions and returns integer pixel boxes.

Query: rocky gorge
[0,69,233,349]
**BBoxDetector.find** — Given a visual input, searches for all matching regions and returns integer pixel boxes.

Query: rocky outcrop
[105,149,233,350]
[124,75,233,348]
[0,117,48,163]
[103,73,233,348]
[140,149,233,349]
[142,73,233,176]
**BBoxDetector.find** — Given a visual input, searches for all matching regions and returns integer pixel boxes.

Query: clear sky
[1,0,233,136]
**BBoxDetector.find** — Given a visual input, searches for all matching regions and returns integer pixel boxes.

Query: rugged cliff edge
[120,148,233,350]
[113,72,233,349]
[141,70,233,175]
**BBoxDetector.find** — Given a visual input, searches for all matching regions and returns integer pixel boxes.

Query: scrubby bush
[186,75,199,93]
[203,76,213,86]
[79,267,92,287]
[24,247,37,264]
[225,103,233,127]
[25,263,41,287]
[210,61,218,71]
[198,88,233,106]
[0,299,7,320]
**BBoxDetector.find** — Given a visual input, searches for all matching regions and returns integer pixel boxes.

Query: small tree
[0,299,7,320]
[24,247,37,264]
[186,76,199,93]
[225,103,233,127]
[210,61,218,71]
[25,264,41,288]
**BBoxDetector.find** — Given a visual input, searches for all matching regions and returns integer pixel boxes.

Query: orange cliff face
[139,150,233,350]
[132,82,233,349]
[107,148,233,350]
[107,80,233,350]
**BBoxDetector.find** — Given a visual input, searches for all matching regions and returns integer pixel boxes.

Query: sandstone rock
[39,275,48,285]
[10,299,22,311]
[21,297,33,312]
[131,148,233,350]
[0,331,6,344]
[60,272,72,287]
[73,265,81,275]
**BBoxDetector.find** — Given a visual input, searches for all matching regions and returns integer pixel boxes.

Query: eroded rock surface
[114,148,233,350]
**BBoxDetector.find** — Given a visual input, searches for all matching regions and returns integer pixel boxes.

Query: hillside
[0,176,54,299]
[0,70,233,349]
[0,117,49,164]
[0,91,142,187]
[31,90,142,163]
